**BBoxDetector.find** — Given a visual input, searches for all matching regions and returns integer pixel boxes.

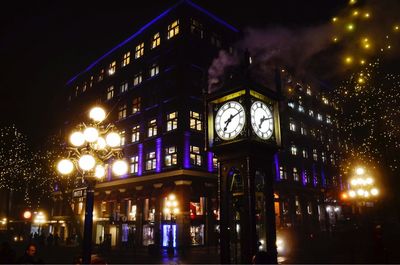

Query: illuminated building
[51,0,342,248]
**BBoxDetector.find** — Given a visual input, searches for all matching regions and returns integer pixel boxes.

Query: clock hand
[259,116,272,129]
[224,110,242,131]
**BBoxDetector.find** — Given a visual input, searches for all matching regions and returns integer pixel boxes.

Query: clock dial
[215,101,245,140]
[251,101,274,139]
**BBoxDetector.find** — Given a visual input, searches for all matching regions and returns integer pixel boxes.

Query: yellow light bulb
[364,13,370,18]
[347,24,354,31]
[349,0,356,5]
[353,10,359,16]
[332,17,338,22]
[345,57,353,64]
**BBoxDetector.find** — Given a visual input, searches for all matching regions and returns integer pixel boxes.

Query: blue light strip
[207,152,213,172]
[138,143,143,176]
[312,164,317,187]
[185,0,239,33]
[184,131,190,168]
[274,154,280,181]
[156,137,162,172]
[66,0,239,86]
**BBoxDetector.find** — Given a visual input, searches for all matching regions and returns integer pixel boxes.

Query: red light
[23,211,32,219]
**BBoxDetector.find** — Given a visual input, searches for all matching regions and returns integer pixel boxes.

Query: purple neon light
[207,152,213,172]
[184,131,190,168]
[156,137,162,172]
[321,167,326,187]
[66,0,238,86]
[138,143,143,176]
[274,154,280,181]
[312,164,317,187]
[301,169,307,186]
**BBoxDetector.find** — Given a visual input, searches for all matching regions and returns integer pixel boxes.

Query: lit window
[135,43,144,59]
[298,105,305,113]
[98,69,105,81]
[132,97,141,114]
[190,145,202,166]
[89,76,94,87]
[106,86,114,100]
[122,52,131,67]
[313,149,318,161]
[120,82,128,93]
[210,33,221,47]
[213,157,218,170]
[148,119,157,137]
[190,18,204,38]
[330,154,335,165]
[300,126,307,135]
[322,96,329,105]
[190,111,202,131]
[133,72,142,86]
[279,166,287,180]
[326,115,332,124]
[306,88,312,95]
[165,146,177,166]
[145,151,156,170]
[82,82,87,93]
[317,113,323,121]
[131,125,140,143]
[75,86,79,96]
[130,155,139,174]
[322,152,327,163]
[308,110,314,117]
[118,104,127,120]
[167,112,178,131]
[291,145,297,156]
[293,167,299,181]
[307,202,313,215]
[288,101,295,108]
[108,61,116,75]
[302,149,308,158]
[151,32,161,49]
[150,63,159,77]
[289,122,296,132]
[120,130,126,146]
[167,20,179,39]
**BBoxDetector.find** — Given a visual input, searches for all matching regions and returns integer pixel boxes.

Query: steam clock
[206,62,282,264]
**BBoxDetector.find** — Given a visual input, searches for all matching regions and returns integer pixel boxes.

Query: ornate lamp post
[343,166,380,217]
[56,106,128,264]
[163,194,179,255]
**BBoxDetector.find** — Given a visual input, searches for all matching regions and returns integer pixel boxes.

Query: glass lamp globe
[84,127,99,143]
[78,154,96,171]
[70,131,85,147]
[112,160,128,176]
[356,167,365,175]
[89,107,106,122]
[94,137,107,150]
[94,165,106,179]
[57,159,74,175]
[106,132,121,147]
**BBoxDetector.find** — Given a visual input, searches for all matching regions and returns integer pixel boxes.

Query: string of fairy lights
[0,125,64,209]
[330,0,400,178]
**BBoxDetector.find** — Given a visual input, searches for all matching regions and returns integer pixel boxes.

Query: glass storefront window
[190,225,204,245]
[143,225,154,246]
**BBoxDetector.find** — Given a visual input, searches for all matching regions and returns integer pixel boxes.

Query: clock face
[250,101,274,140]
[215,101,245,140]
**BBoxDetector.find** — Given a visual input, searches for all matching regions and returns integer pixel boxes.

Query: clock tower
[206,52,282,264]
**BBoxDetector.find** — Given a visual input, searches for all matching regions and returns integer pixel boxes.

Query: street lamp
[56,106,128,264]
[163,194,179,255]
[33,211,46,234]
[346,166,379,200]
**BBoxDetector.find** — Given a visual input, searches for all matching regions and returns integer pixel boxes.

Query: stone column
[174,180,192,250]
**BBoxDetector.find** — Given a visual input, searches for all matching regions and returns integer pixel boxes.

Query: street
[3,218,400,264]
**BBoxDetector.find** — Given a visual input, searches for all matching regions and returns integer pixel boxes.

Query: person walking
[17,243,44,264]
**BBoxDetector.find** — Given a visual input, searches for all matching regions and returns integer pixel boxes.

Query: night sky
[0,0,346,144]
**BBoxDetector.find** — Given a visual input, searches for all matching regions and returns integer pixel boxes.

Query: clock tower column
[205,61,282,264]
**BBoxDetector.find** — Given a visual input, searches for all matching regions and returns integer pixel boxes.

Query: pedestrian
[17,243,44,264]
[47,233,54,247]
[0,241,16,264]
[54,233,60,247]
